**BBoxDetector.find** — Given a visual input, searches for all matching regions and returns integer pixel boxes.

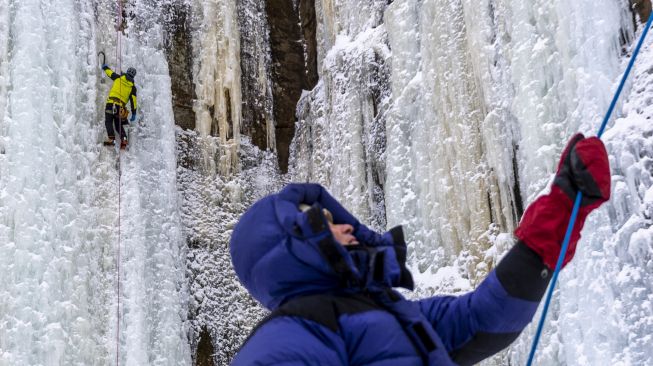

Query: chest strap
[238,292,439,365]
[242,293,379,348]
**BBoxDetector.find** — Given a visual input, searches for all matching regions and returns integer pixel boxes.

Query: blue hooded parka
[230,184,550,365]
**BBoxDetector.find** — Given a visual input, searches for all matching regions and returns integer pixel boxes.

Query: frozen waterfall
[1,0,652,365]
[290,0,652,364]
[0,1,190,364]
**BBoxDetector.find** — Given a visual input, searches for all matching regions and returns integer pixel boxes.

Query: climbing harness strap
[109,96,126,106]
[526,14,653,366]
[240,292,440,366]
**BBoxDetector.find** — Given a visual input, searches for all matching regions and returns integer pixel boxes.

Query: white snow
[1,0,653,365]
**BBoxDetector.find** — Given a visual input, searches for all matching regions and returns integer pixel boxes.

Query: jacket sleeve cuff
[495,241,551,302]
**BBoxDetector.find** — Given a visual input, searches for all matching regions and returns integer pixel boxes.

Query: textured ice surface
[0,0,190,364]
[1,0,653,365]
[289,0,652,364]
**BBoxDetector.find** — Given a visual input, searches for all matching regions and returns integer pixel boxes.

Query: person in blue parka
[230,134,611,365]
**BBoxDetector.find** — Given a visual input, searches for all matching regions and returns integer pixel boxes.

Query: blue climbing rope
[526,14,653,366]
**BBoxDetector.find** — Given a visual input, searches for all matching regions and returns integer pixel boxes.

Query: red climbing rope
[115,1,123,365]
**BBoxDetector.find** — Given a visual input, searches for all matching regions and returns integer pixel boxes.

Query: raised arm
[419,134,610,365]
[102,65,120,80]
[418,241,549,365]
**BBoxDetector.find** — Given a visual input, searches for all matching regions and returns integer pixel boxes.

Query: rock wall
[237,0,275,153]
[164,2,196,130]
[266,0,318,172]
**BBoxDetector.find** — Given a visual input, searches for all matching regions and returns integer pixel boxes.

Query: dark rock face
[237,0,273,151]
[632,0,652,23]
[265,0,318,172]
[194,327,215,366]
[299,0,319,88]
[164,3,196,130]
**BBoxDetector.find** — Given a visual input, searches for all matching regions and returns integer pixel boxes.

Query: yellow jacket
[104,66,137,113]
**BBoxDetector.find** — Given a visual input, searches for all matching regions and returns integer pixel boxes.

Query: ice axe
[98,51,106,84]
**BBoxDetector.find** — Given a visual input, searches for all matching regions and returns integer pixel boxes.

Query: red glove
[515,133,611,269]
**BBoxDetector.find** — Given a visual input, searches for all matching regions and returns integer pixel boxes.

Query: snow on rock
[290,25,389,228]
[177,129,280,364]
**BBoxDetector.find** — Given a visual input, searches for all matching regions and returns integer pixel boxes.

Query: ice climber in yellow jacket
[102,64,137,147]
